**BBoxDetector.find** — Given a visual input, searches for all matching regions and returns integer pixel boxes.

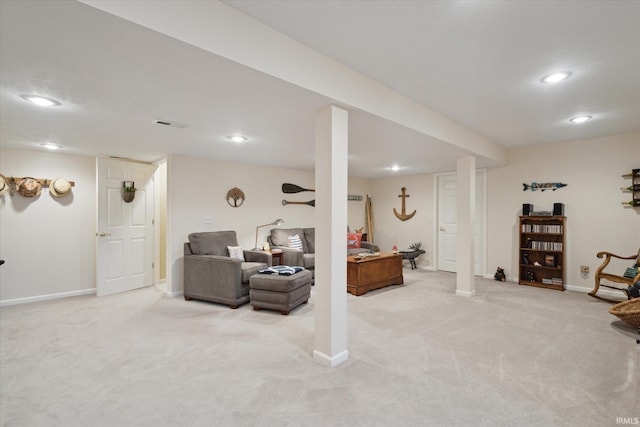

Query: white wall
[346,176,370,232]
[369,174,435,269]
[166,154,369,293]
[153,160,167,287]
[0,150,369,301]
[0,149,96,302]
[367,132,639,281]
[3,132,636,301]
[487,132,640,291]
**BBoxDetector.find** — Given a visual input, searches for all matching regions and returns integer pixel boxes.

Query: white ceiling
[1,0,639,178]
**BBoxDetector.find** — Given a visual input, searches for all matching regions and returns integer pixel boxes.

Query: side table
[269,249,284,266]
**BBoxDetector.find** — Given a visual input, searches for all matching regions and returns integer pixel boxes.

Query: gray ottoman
[249,269,312,315]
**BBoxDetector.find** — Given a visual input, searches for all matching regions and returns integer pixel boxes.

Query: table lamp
[254,218,284,250]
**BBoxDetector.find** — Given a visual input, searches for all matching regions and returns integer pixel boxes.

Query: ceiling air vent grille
[153,119,188,128]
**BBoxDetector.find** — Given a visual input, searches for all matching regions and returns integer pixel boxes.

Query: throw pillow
[288,234,303,250]
[347,233,362,249]
[227,246,245,261]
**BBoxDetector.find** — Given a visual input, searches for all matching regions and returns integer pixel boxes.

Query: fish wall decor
[522,182,567,192]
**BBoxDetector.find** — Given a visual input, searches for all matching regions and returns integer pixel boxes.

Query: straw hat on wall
[0,174,9,196]
[49,178,72,197]
[15,177,42,198]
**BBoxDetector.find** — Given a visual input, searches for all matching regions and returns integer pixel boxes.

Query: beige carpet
[1,270,638,427]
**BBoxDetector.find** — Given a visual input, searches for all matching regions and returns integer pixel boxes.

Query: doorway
[96,158,155,296]
[436,170,486,276]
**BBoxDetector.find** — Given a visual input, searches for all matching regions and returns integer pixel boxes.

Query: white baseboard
[312,349,349,367]
[166,290,183,298]
[489,280,626,299]
[565,284,626,299]
[0,288,96,307]
[455,289,477,297]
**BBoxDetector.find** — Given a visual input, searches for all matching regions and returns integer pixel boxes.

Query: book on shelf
[521,224,563,233]
[528,241,563,251]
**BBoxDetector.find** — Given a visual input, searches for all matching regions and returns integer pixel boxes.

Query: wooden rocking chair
[589,248,640,303]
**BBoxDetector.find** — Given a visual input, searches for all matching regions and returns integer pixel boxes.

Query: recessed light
[389,165,400,172]
[228,135,248,143]
[569,115,592,124]
[541,71,572,84]
[20,94,61,107]
[40,142,63,150]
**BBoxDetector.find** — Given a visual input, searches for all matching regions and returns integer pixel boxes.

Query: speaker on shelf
[553,203,564,216]
[522,203,533,216]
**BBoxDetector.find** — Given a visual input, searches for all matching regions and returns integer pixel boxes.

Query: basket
[608,298,640,328]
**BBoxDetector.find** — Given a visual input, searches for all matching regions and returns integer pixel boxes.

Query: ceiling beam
[82,0,507,164]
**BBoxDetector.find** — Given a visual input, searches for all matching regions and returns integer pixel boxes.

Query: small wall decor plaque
[226,187,245,207]
[522,182,567,191]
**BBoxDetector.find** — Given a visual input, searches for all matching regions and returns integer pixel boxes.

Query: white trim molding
[456,289,477,297]
[0,288,96,307]
[312,349,349,367]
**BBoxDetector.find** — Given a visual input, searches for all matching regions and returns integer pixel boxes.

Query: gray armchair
[267,228,316,280]
[184,231,270,308]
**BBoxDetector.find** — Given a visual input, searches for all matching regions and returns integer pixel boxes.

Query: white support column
[456,155,476,297]
[313,105,349,367]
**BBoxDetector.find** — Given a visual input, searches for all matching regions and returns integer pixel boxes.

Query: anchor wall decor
[393,187,416,221]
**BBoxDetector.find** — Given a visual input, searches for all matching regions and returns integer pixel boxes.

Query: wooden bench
[589,249,640,303]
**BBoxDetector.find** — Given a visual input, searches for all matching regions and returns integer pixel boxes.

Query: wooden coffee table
[346,252,403,296]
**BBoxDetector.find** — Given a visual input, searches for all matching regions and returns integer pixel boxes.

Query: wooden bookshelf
[519,215,566,291]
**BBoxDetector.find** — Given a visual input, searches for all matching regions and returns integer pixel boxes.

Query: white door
[97,158,154,296]
[473,171,486,276]
[437,171,486,275]
[438,174,458,272]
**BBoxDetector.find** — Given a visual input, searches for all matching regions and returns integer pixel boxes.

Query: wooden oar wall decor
[282,199,315,207]
[281,183,362,206]
[282,183,315,194]
[282,182,315,207]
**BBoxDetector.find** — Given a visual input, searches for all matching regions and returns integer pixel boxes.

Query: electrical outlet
[580,265,589,279]
[204,216,213,224]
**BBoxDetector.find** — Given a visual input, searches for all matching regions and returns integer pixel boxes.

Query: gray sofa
[184,231,270,308]
[267,228,374,281]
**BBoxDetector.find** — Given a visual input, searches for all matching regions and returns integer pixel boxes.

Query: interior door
[438,174,458,272]
[97,158,154,296]
[437,171,486,275]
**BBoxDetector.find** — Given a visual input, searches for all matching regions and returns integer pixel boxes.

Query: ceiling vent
[153,119,188,128]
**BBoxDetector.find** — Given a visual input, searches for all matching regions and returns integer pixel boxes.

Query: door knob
[439,227,446,231]
[96,232,112,237]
